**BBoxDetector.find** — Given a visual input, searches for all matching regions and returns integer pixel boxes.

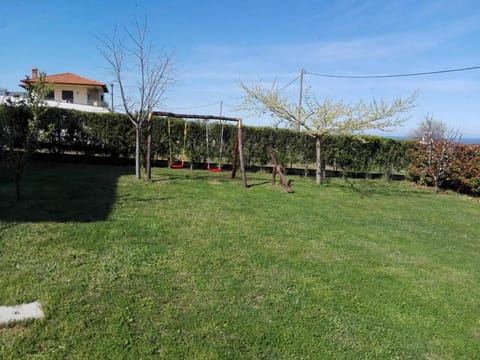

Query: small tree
[0,73,51,200]
[97,17,174,179]
[239,82,416,184]
[409,116,461,192]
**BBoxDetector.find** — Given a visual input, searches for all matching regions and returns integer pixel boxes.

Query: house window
[62,90,74,103]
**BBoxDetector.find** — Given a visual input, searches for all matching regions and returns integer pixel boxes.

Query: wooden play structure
[267,146,294,193]
[145,111,248,188]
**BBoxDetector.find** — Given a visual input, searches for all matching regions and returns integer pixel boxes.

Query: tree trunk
[315,135,322,185]
[135,123,141,180]
[145,114,152,180]
[384,163,392,181]
[303,135,308,177]
[237,121,248,188]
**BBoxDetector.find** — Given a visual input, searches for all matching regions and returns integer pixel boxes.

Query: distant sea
[461,138,480,144]
[384,135,480,145]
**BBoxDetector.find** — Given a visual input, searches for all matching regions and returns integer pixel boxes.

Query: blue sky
[1,0,479,136]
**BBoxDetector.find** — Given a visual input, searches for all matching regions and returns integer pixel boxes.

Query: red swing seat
[207,166,222,173]
[170,163,184,169]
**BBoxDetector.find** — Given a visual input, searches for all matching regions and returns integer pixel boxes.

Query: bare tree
[409,115,446,142]
[239,81,416,184]
[97,17,174,179]
[413,115,461,192]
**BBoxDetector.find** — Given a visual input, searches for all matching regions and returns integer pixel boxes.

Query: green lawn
[1,163,479,359]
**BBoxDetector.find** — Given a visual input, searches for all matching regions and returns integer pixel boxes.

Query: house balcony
[56,99,107,108]
[87,100,108,108]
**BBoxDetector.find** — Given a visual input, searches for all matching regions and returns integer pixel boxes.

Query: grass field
[1,162,479,359]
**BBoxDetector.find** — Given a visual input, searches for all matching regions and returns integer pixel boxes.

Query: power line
[305,65,480,79]
[278,74,301,92]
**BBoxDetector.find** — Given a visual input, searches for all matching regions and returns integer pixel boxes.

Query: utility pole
[298,68,309,177]
[219,100,223,116]
[297,68,304,130]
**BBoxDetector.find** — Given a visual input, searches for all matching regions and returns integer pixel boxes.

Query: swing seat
[168,119,188,170]
[207,166,222,173]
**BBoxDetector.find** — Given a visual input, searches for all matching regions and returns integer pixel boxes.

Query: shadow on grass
[150,169,246,184]
[328,177,429,198]
[0,162,131,223]
[247,180,271,188]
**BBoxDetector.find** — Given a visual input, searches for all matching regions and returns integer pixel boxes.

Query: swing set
[146,111,248,188]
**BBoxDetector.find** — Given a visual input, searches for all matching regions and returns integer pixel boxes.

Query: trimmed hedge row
[2,106,410,178]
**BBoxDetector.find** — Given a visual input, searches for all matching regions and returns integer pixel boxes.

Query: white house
[19,68,110,113]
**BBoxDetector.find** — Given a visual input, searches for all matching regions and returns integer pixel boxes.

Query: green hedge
[1,105,409,177]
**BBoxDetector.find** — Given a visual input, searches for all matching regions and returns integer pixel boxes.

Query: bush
[409,142,480,195]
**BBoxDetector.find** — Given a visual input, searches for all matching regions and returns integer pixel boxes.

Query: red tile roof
[20,72,108,92]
